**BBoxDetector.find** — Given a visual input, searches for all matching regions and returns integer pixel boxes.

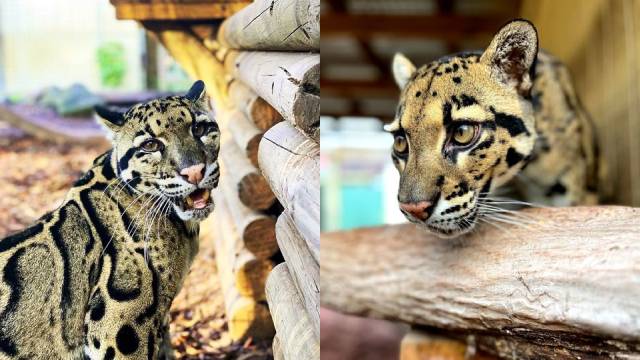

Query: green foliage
[96,42,127,88]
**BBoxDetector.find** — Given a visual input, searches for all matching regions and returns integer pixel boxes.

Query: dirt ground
[0,119,272,360]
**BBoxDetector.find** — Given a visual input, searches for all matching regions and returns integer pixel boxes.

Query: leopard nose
[399,201,433,221]
[179,163,205,185]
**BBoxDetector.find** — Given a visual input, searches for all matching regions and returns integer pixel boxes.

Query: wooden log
[219,136,276,210]
[228,80,283,131]
[400,330,495,360]
[272,334,284,360]
[276,212,319,338]
[266,263,320,360]
[226,108,262,168]
[218,0,319,51]
[259,122,319,263]
[111,0,251,20]
[225,51,319,141]
[218,155,278,260]
[321,206,640,359]
[210,193,274,340]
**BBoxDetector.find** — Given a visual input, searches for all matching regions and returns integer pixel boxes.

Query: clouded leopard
[0,80,220,359]
[387,20,599,237]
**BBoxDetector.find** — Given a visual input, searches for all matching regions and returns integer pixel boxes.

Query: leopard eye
[193,122,219,138]
[140,139,164,152]
[452,124,476,145]
[393,135,408,154]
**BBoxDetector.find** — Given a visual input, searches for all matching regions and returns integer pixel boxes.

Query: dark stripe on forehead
[442,102,453,127]
[490,108,531,137]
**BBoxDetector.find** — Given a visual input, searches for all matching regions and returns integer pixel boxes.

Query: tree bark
[258,122,319,263]
[218,162,279,260]
[218,0,319,51]
[228,80,283,131]
[219,135,276,211]
[276,212,319,338]
[224,51,319,142]
[226,108,263,168]
[266,263,320,360]
[273,334,284,360]
[321,206,640,359]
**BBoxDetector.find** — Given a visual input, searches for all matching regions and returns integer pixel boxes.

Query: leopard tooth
[185,195,194,208]
[202,189,210,201]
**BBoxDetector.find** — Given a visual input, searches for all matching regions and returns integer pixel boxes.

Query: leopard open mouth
[183,188,212,210]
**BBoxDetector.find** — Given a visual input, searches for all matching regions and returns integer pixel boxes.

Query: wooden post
[219,136,276,211]
[147,25,230,108]
[273,334,284,360]
[219,0,320,51]
[225,51,319,141]
[321,206,640,359]
[210,193,274,340]
[228,80,283,131]
[258,122,319,263]
[218,164,279,260]
[266,263,320,360]
[226,108,263,168]
[275,212,319,338]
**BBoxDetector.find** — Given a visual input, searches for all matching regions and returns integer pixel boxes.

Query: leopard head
[95,80,220,222]
[386,20,539,237]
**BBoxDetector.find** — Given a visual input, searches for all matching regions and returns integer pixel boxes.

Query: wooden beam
[321,206,640,359]
[321,13,508,39]
[219,0,320,51]
[111,1,250,20]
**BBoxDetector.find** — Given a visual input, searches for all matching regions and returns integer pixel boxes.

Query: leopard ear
[185,80,211,111]
[392,53,416,90]
[94,105,125,132]
[480,19,538,96]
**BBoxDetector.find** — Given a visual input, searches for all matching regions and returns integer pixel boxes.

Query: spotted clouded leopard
[387,20,598,237]
[0,81,220,359]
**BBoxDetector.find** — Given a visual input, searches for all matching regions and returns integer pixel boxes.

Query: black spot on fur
[452,77,461,84]
[116,325,140,355]
[94,338,101,349]
[147,332,155,360]
[432,91,437,97]
[105,347,115,360]
[90,292,105,321]
[460,94,477,107]
[442,103,453,127]
[415,91,422,97]
[436,176,445,187]
[492,109,530,137]
[506,147,525,167]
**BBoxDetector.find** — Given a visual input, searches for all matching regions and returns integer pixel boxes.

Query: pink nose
[399,201,433,221]
[180,163,205,185]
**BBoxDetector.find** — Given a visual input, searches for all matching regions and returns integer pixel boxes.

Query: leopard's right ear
[392,53,416,90]
[94,105,125,132]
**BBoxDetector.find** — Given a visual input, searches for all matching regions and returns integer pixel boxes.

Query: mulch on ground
[0,119,272,359]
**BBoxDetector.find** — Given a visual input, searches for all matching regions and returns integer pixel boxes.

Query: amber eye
[452,124,476,145]
[140,139,164,152]
[393,135,408,154]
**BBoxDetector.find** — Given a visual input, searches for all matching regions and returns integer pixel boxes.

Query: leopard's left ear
[481,19,538,96]
[94,105,125,133]
[185,80,211,110]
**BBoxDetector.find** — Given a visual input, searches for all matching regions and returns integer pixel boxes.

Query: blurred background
[320,0,640,233]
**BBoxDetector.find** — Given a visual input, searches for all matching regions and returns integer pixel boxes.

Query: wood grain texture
[266,263,320,360]
[276,212,319,339]
[219,135,275,211]
[209,193,274,340]
[112,1,250,20]
[219,0,319,51]
[321,206,640,359]
[225,51,319,141]
[228,80,283,132]
[226,108,262,168]
[218,161,278,260]
[259,122,319,262]
[400,330,495,360]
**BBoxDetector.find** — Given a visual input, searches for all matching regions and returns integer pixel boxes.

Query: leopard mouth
[183,188,211,210]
